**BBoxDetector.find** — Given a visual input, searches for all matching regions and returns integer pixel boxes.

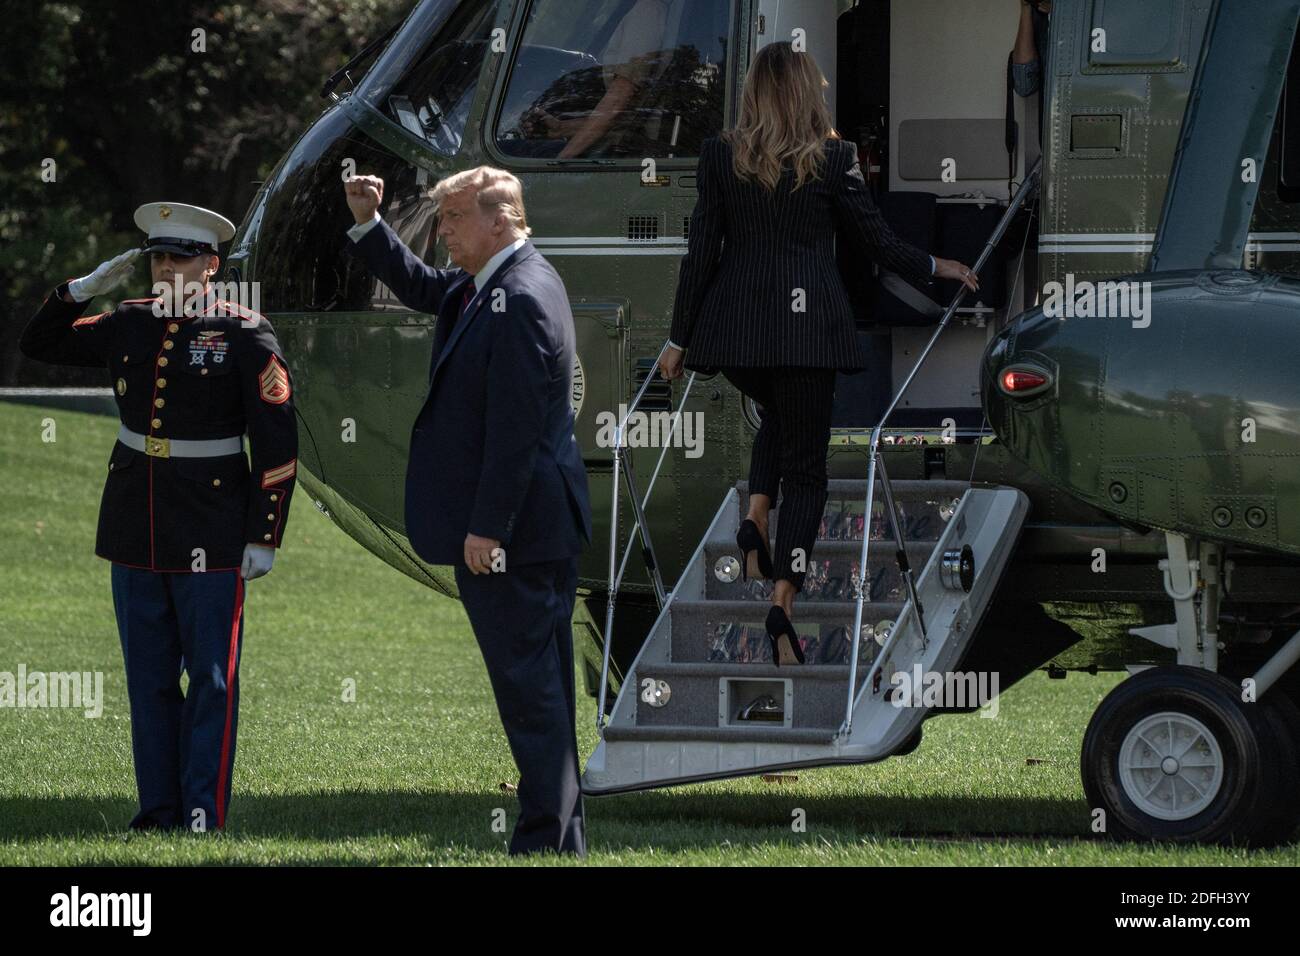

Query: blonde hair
[723,42,838,191]
[432,165,532,236]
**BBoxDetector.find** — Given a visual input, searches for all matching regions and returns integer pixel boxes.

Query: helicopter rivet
[1108,482,1128,503]
[1212,506,1233,528]
[1245,506,1267,529]
[714,554,741,583]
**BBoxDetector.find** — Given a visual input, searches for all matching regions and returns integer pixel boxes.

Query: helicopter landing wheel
[1081,665,1292,845]
[1251,690,1300,843]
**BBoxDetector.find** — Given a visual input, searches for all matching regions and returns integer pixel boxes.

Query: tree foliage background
[0,0,410,385]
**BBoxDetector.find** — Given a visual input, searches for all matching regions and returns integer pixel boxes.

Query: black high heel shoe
[765,605,806,667]
[736,518,774,582]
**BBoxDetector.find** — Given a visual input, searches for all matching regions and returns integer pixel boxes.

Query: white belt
[118,424,243,459]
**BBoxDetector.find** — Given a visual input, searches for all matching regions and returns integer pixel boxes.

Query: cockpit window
[358,0,505,157]
[495,0,731,161]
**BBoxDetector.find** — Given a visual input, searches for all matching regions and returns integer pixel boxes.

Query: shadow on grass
[0,789,1099,847]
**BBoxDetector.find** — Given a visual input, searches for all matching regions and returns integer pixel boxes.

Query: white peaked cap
[134,202,237,254]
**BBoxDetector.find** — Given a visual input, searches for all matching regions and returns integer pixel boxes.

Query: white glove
[68,248,141,303]
[240,543,276,580]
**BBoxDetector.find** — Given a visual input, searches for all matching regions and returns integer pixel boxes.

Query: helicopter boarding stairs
[581,478,1028,794]
[582,162,1043,796]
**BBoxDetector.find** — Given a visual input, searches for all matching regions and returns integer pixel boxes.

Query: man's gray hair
[431,165,531,237]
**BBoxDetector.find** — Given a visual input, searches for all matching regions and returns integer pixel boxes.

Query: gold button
[151,418,162,428]
[212,478,221,488]
[267,513,275,520]
[154,397,165,408]
[200,368,209,376]
[163,340,174,350]
[263,533,272,541]
[158,356,168,367]
[168,323,179,333]
[156,378,167,388]
[270,494,278,501]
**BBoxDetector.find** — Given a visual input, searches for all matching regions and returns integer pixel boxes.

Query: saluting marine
[19,202,298,832]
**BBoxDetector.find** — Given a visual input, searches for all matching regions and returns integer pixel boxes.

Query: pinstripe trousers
[722,366,838,592]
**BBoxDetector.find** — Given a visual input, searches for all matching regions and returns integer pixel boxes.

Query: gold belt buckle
[144,436,170,458]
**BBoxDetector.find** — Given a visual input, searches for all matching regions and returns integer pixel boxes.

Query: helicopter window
[1279,27,1300,202]
[1085,0,1186,71]
[494,0,730,160]
[378,0,505,157]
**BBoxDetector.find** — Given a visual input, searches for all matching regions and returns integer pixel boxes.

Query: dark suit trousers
[722,367,838,592]
[453,554,586,856]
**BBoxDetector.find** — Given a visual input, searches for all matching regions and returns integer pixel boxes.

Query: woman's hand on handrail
[933,257,981,294]
[657,344,685,380]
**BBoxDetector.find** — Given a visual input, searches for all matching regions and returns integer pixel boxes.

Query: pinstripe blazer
[669,135,935,372]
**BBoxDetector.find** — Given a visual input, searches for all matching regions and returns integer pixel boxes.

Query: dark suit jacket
[349,220,592,566]
[670,135,936,372]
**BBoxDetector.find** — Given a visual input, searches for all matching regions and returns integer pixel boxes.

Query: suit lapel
[430,241,537,387]
[425,272,472,381]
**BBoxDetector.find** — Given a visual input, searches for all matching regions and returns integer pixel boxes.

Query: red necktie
[446,280,475,337]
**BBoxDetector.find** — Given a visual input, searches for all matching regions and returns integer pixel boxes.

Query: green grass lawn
[1,400,1296,865]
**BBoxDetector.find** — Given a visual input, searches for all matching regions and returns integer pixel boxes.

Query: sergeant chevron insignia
[258,355,290,404]
[261,459,297,488]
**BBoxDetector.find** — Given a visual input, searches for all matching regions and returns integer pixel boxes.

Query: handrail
[839,158,1043,738]
[597,341,697,734]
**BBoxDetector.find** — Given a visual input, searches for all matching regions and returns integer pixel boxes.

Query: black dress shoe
[765,605,806,666]
[736,518,774,582]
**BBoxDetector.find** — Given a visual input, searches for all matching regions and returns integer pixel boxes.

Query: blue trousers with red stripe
[110,564,245,832]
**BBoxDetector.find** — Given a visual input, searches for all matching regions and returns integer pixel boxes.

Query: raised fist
[344,174,384,226]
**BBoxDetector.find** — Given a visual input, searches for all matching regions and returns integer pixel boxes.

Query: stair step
[703,539,935,602]
[737,479,968,544]
[668,599,902,664]
[602,724,839,745]
[634,660,861,731]
[737,479,972,497]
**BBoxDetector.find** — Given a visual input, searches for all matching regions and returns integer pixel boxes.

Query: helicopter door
[830,1,1035,433]
[754,0,841,117]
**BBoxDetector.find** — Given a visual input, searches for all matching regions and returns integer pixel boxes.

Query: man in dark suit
[343,167,592,856]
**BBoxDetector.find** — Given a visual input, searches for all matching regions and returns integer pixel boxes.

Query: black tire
[1081,665,1281,844]
[1253,690,1300,844]
[1217,662,1300,845]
